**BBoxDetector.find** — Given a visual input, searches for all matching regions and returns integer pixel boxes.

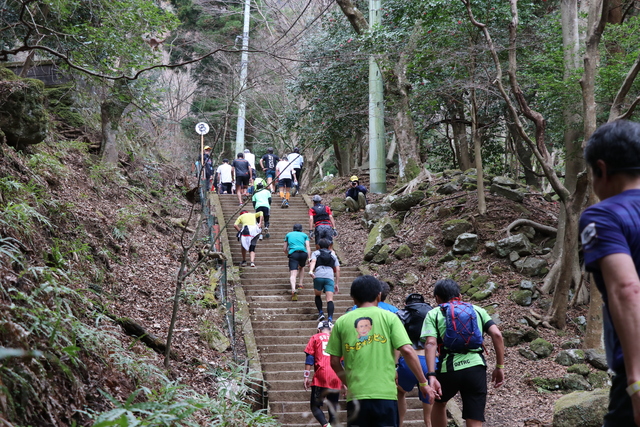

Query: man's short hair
[350,275,382,304]
[585,120,640,177]
[380,281,391,302]
[317,238,330,249]
[237,153,244,158]
[267,147,274,153]
[433,279,461,302]
[293,223,303,232]
[223,158,229,163]
[294,147,300,153]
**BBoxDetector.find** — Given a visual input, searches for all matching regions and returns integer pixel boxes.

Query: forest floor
[2,139,592,426]
[324,173,590,427]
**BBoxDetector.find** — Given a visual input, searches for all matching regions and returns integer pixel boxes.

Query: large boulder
[364,203,392,224]
[372,244,392,264]
[492,176,518,188]
[390,191,425,212]
[330,197,348,213]
[514,257,549,276]
[452,233,478,255]
[511,290,533,306]
[552,389,608,427]
[0,67,48,149]
[423,239,439,256]
[585,349,609,371]
[437,182,459,195]
[490,183,525,202]
[363,217,400,261]
[442,219,473,246]
[556,349,586,367]
[496,234,533,258]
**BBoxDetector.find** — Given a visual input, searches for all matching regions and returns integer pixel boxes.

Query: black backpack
[315,248,336,268]
[397,302,433,348]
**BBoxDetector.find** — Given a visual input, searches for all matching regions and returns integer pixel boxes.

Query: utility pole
[235,0,251,155]
[369,0,386,193]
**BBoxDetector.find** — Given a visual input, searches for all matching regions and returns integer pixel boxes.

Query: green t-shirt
[284,231,309,254]
[252,189,271,209]
[325,306,411,401]
[420,303,494,373]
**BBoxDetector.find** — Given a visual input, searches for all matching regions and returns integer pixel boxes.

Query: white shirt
[244,152,256,170]
[276,159,295,180]
[287,153,304,169]
[216,163,233,183]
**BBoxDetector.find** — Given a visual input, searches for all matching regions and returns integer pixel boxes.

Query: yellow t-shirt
[234,212,263,227]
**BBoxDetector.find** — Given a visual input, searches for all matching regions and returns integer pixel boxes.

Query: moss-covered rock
[394,244,413,260]
[552,389,608,427]
[308,180,337,194]
[532,376,563,391]
[511,290,533,306]
[587,371,610,389]
[363,217,400,261]
[423,239,439,256]
[562,373,592,391]
[390,191,425,212]
[0,68,48,148]
[442,219,473,246]
[567,364,590,376]
[530,338,554,358]
[372,244,392,264]
[45,84,84,127]
[330,197,348,213]
[556,349,585,366]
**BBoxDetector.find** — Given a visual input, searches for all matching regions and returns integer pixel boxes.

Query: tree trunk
[451,99,472,171]
[470,88,486,215]
[100,80,132,164]
[390,22,422,182]
[584,277,604,349]
[333,139,352,176]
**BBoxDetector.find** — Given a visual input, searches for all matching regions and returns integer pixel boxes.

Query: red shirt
[309,205,333,227]
[305,332,342,389]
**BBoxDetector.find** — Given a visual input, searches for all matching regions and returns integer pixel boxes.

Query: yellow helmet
[350,175,359,182]
[203,146,211,150]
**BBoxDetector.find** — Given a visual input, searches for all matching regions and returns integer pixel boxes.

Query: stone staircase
[216,193,427,426]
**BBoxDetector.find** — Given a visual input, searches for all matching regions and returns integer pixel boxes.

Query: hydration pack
[438,299,483,354]
[315,248,336,268]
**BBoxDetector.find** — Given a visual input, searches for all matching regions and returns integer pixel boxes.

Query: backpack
[315,248,335,268]
[438,299,483,353]
[396,302,433,347]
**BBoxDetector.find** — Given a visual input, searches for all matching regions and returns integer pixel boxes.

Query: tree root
[504,219,557,237]
[528,309,554,329]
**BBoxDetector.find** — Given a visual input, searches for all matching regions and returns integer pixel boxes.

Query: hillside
[0,141,277,426]
[319,172,597,426]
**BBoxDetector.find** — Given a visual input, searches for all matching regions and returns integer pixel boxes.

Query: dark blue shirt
[579,189,640,373]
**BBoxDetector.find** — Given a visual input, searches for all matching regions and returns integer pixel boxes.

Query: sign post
[195,122,210,178]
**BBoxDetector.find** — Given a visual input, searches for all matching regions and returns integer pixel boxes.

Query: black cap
[405,293,425,305]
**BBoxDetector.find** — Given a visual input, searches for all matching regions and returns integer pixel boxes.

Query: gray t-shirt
[232,159,251,177]
[310,250,340,280]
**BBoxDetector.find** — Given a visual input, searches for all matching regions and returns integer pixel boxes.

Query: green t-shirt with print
[252,188,271,209]
[420,303,494,373]
[325,306,411,401]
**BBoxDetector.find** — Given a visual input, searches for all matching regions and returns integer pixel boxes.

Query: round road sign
[195,122,210,135]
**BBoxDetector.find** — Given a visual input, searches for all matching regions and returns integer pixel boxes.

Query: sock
[285,191,290,201]
[327,301,334,320]
[315,295,323,313]
[279,190,284,198]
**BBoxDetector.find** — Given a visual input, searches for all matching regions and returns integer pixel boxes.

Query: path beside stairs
[216,193,426,426]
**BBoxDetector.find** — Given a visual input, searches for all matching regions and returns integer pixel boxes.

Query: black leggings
[256,206,270,228]
[310,386,339,425]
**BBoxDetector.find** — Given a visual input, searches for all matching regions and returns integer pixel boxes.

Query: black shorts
[346,399,398,427]
[314,224,334,244]
[604,369,635,426]
[220,183,232,194]
[310,385,339,408]
[278,178,293,188]
[288,251,308,270]
[436,364,487,422]
[236,175,249,187]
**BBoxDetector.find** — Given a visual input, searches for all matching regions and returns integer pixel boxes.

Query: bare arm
[259,158,265,169]
[309,215,314,231]
[600,253,640,426]
[304,363,313,391]
[305,240,311,256]
[425,336,442,397]
[330,355,347,386]
[334,265,340,292]
[309,259,317,278]
[283,241,289,255]
[487,324,505,387]
[329,214,336,228]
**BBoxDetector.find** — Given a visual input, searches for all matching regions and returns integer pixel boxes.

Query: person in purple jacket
[579,120,640,426]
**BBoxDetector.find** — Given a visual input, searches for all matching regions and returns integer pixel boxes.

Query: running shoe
[291,292,298,301]
[250,262,256,268]
[317,313,325,322]
[240,260,247,267]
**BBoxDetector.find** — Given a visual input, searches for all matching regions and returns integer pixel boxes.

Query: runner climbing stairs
[216,193,427,426]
